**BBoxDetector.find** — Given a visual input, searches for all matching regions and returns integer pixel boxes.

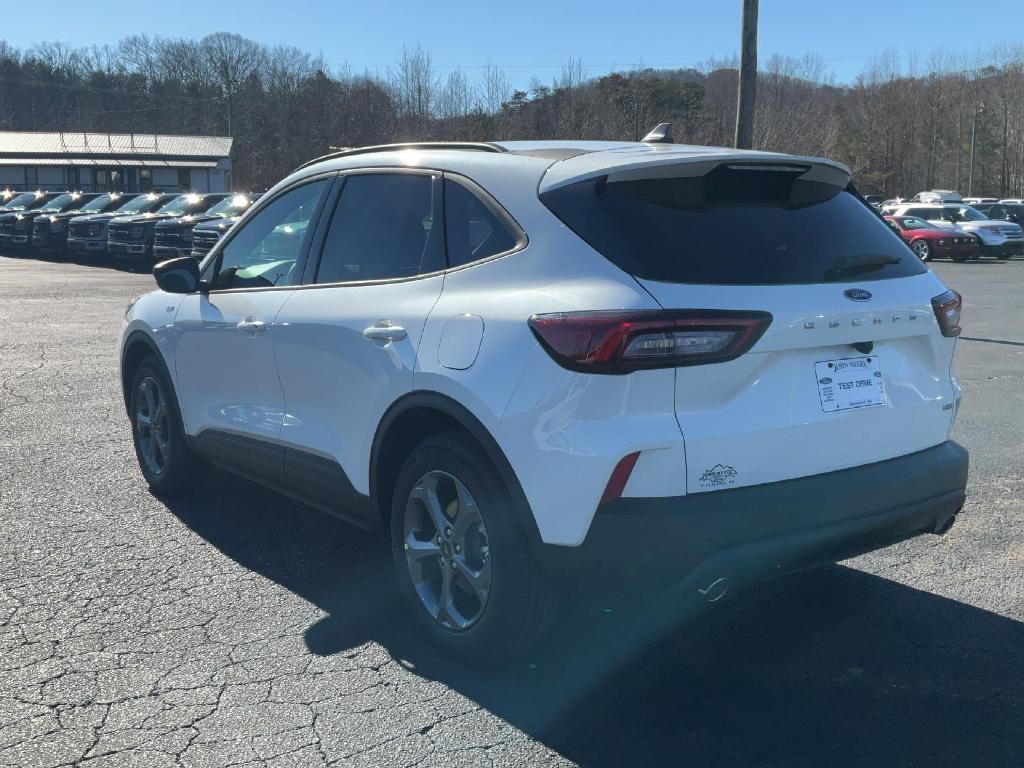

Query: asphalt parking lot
[1,251,1022,768]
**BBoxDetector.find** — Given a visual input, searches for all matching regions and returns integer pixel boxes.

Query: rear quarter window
[541,167,926,285]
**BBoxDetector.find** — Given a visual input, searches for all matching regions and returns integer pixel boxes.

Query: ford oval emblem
[844,288,872,302]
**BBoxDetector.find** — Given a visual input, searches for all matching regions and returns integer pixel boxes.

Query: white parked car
[912,190,962,204]
[120,140,969,660]
[962,197,998,205]
[887,202,1024,258]
[999,198,1024,205]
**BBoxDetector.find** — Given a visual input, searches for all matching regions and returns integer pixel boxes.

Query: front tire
[390,431,557,662]
[129,357,205,495]
[910,239,931,261]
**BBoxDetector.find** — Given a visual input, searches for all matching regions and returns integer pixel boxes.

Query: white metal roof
[0,131,232,159]
[0,157,218,168]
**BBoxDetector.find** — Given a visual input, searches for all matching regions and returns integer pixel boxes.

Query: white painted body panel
[172,291,293,440]
[638,272,958,494]
[274,276,445,494]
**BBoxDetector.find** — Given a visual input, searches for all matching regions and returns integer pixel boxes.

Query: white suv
[121,141,969,660]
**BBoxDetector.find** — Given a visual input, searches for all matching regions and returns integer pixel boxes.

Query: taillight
[528,310,772,374]
[931,290,962,337]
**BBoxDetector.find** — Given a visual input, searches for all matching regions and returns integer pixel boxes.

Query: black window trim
[200,165,530,294]
[298,166,528,289]
[201,171,339,294]
[308,167,444,288]
[441,172,528,274]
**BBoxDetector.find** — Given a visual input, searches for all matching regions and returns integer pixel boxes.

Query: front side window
[952,206,986,221]
[444,178,520,268]
[315,173,443,284]
[213,179,329,290]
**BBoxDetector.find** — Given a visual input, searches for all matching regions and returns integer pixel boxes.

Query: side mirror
[153,256,200,294]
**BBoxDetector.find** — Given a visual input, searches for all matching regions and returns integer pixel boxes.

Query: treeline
[1,34,1023,197]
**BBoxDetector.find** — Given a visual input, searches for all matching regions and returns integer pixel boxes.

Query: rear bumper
[541,441,968,596]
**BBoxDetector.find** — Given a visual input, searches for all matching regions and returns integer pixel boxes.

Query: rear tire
[390,431,557,662]
[129,356,206,496]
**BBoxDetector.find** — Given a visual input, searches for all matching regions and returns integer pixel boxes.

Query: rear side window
[541,167,926,285]
[444,178,520,267]
[315,173,443,284]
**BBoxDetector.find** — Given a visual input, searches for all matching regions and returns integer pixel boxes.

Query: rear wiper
[824,254,901,280]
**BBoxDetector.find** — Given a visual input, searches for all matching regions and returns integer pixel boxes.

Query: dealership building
[0,131,233,194]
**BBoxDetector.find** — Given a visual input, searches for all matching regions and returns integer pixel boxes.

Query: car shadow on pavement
[164,468,1024,768]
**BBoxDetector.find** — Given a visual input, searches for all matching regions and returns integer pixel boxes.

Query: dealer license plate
[815,356,886,413]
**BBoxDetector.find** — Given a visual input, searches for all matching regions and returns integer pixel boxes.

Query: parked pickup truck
[67,193,177,256]
[33,192,136,251]
[0,192,67,249]
[153,193,258,261]
[108,193,229,264]
[189,193,263,259]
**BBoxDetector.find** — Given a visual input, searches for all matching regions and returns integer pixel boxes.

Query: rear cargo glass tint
[540,166,926,285]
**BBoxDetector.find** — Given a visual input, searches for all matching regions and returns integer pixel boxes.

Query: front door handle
[363,320,407,344]
[237,318,266,337]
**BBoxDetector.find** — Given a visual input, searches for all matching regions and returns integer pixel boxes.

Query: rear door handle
[363,321,407,344]
[237,318,266,337]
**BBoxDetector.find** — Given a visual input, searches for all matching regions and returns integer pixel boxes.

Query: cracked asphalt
[1,252,1022,768]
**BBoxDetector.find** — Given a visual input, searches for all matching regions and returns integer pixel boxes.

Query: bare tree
[202,32,264,135]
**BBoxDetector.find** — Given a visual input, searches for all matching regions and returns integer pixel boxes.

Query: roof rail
[294,142,507,172]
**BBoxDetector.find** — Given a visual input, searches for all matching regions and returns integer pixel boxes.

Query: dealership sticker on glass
[815,356,886,413]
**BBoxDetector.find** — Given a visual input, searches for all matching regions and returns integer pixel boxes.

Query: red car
[884,215,978,262]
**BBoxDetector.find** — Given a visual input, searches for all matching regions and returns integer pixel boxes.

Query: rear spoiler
[539,150,851,194]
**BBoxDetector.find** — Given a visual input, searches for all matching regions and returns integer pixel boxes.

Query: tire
[997,252,1013,260]
[390,431,557,662]
[129,356,206,495]
[910,239,931,261]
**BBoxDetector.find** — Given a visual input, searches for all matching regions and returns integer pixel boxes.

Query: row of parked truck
[0,189,259,262]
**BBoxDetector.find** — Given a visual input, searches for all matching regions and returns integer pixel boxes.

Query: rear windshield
[540,166,926,285]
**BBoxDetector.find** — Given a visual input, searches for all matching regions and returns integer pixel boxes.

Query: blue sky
[5,0,1023,89]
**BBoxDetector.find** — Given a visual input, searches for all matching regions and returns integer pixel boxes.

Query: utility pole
[734,0,759,149]
[968,101,984,196]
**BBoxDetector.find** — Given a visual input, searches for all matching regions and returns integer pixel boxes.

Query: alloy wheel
[912,240,931,261]
[135,376,170,476]
[403,470,492,630]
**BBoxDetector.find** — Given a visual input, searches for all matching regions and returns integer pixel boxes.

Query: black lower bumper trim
[540,441,968,595]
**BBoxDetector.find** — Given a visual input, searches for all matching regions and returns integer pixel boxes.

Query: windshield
[79,195,116,213]
[156,194,202,216]
[899,217,931,230]
[949,205,986,221]
[118,195,162,214]
[3,192,43,211]
[206,194,252,217]
[542,169,926,285]
[40,194,81,212]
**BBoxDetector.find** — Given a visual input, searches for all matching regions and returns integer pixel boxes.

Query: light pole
[968,101,985,196]
[734,0,759,149]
